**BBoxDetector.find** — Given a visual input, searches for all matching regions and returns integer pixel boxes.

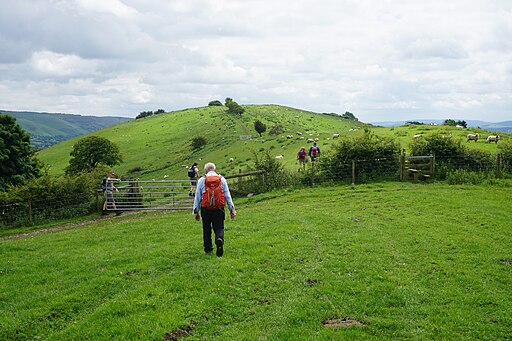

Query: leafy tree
[208,100,223,106]
[225,97,244,116]
[406,121,425,125]
[65,136,122,175]
[136,111,154,119]
[0,114,41,191]
[191,136,207,150]
[154,109,165,115]
[254,120,267,137]
[443,119,466,128]
[341,111,358,121]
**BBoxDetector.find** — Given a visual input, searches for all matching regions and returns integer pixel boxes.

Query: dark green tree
[154,109,165,115]
[341,111,358,121]
[0,114,41,190]
[65,136,122,175]
[208,100,223,106]
[136,111,154,119]
[225,98,244,116]
[254,120,267,137]
[191,136,207,150]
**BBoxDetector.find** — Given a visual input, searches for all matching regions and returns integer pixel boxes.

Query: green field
[37,105,509,182]
[1,182,511,340]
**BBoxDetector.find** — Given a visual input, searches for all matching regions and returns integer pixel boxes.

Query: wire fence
[0,155,508,229]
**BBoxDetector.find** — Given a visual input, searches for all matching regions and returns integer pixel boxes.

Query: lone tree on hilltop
[225,97,245,117]
[66,136,122,175]
[341,111,358,121]
[0,114,41,190]
[208,100,223,106]
[254,120,267,137]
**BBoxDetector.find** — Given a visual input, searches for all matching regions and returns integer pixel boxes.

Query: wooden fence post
[352,160,356,185]
[399,154,405,181]
[311,161,315,187]
[28,199,33,225]
[496,153,502,178]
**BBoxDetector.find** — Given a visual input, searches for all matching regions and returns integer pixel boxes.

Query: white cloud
[0,0,511,122]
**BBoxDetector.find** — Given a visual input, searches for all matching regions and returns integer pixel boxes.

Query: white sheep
[314,138,319,141]
[332,133,340,139]
[275,155,284,159]
[486,135,500,143]
[456,125,464,129]
[229,158,234,162]
[307,138,314,143]
[296,131,302,135]
[412,134,422,139]
[467,133,479,142]
[286,135,293,139]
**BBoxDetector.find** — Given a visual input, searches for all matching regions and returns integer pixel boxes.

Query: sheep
[456,125,464,129]
[229,158,234,162]
[412,134,422,139]
[443,134,453,139]
[467,133,479,142]
[286,135,293,139]
[486,135,500,143]
[332,133,340,139]
[314,138,319,141]
[307,138,314,143]
[296,131,302,135]
[275,155,284,159]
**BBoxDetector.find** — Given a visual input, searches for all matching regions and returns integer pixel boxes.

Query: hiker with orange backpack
[309,142,321,162]
[193,162,236,257]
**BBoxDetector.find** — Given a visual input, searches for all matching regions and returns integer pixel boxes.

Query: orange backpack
[201,175,225,210]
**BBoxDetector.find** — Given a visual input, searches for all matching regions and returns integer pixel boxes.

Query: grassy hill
[37,105,509,180]
[38,105,368,178]
[1,182,511,339]
[1,110,131,149]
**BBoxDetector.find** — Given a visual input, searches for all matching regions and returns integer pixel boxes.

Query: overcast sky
[1,0,511,122]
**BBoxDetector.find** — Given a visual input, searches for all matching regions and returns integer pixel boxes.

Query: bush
[269,125,284,135]
[208,100,223,106]
[319,129,401,182]
[499,141,512,173]
[0,169,104,228]
[446,169,492,185]
[191,137,207,150]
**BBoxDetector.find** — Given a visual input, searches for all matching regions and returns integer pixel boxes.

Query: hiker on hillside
[309,142,321,162]
[193,162,236,257]
[296,146,307,172]
[188,162,199,196]
[103,170,122,215]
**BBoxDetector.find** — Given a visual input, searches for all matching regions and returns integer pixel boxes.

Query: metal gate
[103,179,194,212]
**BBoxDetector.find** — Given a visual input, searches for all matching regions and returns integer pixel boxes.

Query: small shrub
[191,137,207,150]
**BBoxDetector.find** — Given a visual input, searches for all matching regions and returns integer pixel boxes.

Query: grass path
[1,182,511,339]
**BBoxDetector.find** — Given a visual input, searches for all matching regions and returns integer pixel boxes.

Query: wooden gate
[400,155,435,181]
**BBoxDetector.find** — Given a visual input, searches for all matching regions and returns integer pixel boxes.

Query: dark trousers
[200,208,225,253]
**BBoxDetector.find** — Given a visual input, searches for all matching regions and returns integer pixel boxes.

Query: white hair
[204,162,216,171]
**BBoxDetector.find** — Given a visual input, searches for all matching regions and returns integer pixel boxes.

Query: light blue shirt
[193,171,235,213]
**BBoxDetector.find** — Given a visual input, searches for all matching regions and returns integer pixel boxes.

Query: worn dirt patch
[323,317,366,328]
[162,324,194,341]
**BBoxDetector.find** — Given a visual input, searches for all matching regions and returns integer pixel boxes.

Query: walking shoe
[215,238,224,257]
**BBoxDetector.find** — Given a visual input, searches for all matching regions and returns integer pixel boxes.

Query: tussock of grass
[1,182,511,339]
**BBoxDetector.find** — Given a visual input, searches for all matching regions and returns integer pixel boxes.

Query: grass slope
[1,182,511,339]
[38,105,509,181]
[38,105,367,178]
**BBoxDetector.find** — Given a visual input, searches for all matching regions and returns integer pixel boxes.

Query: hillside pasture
[1,182,511,339]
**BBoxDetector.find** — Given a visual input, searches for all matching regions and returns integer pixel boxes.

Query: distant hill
[370,119,512,133]
[0,110,132,149]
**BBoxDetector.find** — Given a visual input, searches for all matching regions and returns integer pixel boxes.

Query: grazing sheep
[314,138,319,141]
[486,135,500,143]
[412,134,422,139]
[296,131,302,135]
[275,155,284,159]
[307,138,314,143]
[456,125,464,129]
[332,133,340,139]
[467,133,479,142]
[286,135,293,139]
[163,175,168,179]
[229,158,234,162]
